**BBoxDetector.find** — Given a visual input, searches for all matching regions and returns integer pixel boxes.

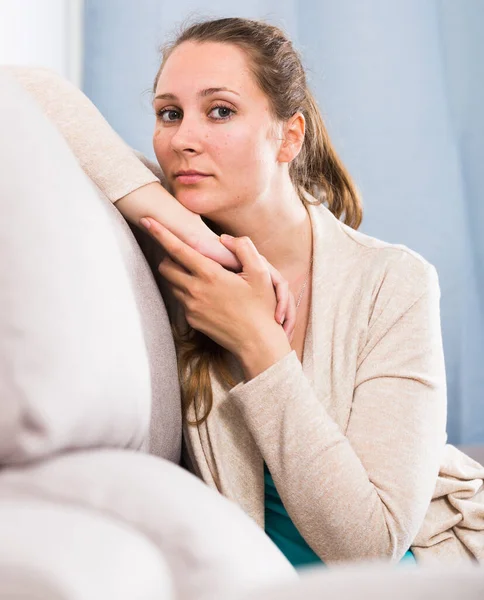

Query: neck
[207,178,313,283]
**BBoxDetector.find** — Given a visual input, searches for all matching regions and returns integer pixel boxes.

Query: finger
[262,257,288,325]
[194,235,242,271]
[274,280,289,325]
[169,284,188,308]
[141,217,218,278]
[220,234,268,280]
[282,288,297,340]
[157,256,192,291]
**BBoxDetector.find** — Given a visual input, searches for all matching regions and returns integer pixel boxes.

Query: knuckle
[189,280,203,299]
[171,245,182,259]
[167,239,181,254]
[185,313,196,328]
[254,266,267,278]
[157,260,167,274]
[184,297,197,315]
[186,283,198,300]
[187,289,203,310]
[203,266,219,283]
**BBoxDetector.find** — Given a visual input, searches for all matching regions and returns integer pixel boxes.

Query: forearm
[229,271,446,563]
[2,66,157,201]
[116,181,214,252]
[116,183,240,270]
[229,353,436,563]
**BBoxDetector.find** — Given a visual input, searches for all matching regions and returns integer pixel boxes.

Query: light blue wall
[84,0,484,443]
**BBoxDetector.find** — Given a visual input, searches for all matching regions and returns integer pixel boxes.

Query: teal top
[263,462,417,569]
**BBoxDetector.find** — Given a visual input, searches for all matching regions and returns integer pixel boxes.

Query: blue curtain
[83,0,484,444]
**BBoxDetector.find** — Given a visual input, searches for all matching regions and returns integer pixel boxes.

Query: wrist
[237,324,292,381]
[192,229,241,271]
[182,215,211,250]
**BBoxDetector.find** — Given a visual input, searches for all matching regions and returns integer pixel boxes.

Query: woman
[141,18,445,568]
[7,18,482,567]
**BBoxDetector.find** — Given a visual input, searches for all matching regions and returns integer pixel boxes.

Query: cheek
[212,127,271,178]
[152,129,171,167]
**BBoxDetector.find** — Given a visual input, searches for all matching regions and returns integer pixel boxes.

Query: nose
[170,115,203,155]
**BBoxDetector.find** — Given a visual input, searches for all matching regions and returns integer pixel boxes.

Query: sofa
[0,69,483,599]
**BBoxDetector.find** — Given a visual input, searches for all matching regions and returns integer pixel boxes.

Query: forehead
[156,41,264,100]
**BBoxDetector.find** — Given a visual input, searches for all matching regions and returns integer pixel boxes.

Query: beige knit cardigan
[6,66,483,566]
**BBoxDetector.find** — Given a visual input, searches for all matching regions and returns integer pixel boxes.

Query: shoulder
[344,220,437,292]
[309,203,441,339]
[339,225,441,344]
[312,202,439,298]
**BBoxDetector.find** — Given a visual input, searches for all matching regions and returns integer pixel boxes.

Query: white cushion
[0,498,173,600]
[0,450,297,600]
[0,72,152,463]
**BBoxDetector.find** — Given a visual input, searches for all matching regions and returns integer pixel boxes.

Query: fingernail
[220,234,234,241]
[140,218,151,229]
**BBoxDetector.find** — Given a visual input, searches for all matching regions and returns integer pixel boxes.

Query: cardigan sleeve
[1,66,159,202]
[228,260,447,564]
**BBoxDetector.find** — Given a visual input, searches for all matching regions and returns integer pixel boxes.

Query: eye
[157,108,182,123]
[208,105,235,121]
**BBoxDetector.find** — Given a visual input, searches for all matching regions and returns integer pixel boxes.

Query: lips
[175,170,211,185]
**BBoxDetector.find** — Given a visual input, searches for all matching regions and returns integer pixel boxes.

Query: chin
[174,188,223,217]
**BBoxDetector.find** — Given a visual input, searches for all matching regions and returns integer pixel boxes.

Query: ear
[277,112,305,163]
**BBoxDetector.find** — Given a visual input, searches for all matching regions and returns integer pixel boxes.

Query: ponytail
[292,90,363,229]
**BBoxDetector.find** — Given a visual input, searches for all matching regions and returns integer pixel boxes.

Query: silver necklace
[295,255,313,310]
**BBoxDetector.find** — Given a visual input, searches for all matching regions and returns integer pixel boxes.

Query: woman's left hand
[140,217,293,359]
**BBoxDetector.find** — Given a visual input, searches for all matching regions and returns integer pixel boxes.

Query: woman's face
[152,41,282,220]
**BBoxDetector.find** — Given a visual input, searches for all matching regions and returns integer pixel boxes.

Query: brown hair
[153,17,363,433]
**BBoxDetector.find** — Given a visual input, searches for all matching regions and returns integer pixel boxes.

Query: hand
[190,228,242,271]
[220,235,297,343]
[139,218,293,359]
[140,218,297,341]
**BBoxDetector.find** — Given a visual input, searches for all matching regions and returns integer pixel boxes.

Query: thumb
[220,234,268,280]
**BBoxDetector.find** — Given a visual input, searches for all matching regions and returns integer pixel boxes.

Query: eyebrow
[154,87,240,102]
